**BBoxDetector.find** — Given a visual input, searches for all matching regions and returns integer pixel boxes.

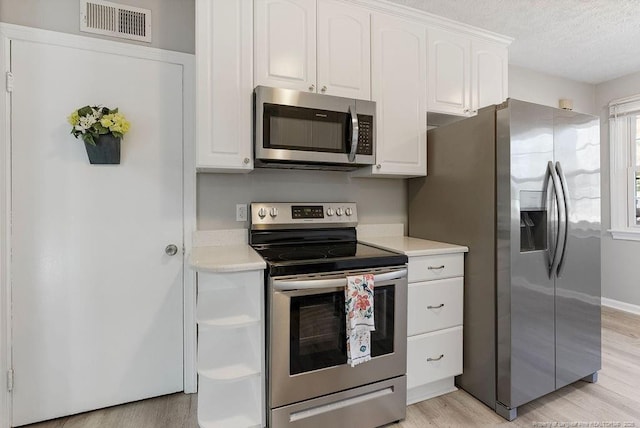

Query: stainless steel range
[250,202,408,428]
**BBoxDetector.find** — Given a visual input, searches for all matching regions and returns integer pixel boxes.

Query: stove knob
[345,207,353,216]
[258,207,267,219]
[326,208,335,216]
[269,207,278,218]
[336,208,344,216]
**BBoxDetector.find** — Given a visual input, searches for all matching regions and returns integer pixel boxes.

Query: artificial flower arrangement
[67,105,131,145]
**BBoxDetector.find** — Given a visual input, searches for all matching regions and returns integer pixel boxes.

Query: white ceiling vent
[80,0,152,43]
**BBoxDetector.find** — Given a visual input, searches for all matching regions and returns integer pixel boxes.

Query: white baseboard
[602,297,640,316]
[407,377,457,405]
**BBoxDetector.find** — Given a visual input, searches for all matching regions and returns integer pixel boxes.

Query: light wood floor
[24,306,640,428]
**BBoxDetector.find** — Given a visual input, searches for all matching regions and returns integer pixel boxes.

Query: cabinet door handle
[427,354,444,362]
[321,85,327,93]
[427,303,444,309]
[309,84,315,92]
[427,265,445,270]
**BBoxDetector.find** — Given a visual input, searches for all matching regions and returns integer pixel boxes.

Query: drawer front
[408,253,464,283]
[408,277,463,336]
[407,326,463,389]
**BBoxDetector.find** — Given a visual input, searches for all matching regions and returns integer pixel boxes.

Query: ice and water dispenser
[520,191,547,252]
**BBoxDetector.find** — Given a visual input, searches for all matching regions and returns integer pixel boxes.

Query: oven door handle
[272,269,407,291]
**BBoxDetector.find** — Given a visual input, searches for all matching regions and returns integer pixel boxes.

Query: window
[609,95,640,240]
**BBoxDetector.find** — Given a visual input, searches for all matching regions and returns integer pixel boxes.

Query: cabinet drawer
[408,253,463,282]
[408,277,463,336]
[407,326,463,389]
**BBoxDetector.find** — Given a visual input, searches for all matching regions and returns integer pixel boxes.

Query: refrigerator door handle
[548,161,565,278]
[555,162,570,277]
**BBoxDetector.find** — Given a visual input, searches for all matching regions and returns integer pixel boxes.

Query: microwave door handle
[272,269,408,291]
[348,104,359,162]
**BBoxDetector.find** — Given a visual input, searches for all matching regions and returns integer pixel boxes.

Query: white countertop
[189,245,266,273]
[361,236,468,257]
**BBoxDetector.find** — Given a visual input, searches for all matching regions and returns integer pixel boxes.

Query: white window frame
[609,94,640,240]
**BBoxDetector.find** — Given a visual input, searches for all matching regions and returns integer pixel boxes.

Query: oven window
[290,285,395,375]
[264,104,348,153]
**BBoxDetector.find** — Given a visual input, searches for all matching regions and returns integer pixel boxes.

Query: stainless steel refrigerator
[409,99,601,420]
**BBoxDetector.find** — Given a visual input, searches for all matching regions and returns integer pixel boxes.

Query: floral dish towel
[345,273,375,367]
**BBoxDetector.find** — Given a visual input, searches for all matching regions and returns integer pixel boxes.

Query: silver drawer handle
[427,304,444,309]
[428,265,445,270]
[427,354,444,362]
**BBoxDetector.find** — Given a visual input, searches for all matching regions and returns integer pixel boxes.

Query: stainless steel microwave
[254,86,376,170]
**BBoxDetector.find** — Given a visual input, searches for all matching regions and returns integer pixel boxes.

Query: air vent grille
[81,0,151,43]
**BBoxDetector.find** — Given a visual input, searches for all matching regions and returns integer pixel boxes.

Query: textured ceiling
[387,0,640,84]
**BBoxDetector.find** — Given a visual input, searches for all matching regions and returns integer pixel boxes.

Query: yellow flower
[111,113,131,135]
[100,114,115,128]
[67,110,80,126]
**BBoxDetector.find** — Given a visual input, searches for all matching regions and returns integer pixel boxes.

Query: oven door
[268,267,407,409]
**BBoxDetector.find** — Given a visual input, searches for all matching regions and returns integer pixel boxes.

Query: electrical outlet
[236,204,248,222]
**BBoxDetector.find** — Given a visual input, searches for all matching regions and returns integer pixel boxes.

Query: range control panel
[251,202,358,229]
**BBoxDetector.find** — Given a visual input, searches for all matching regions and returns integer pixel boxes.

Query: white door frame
[0,23,197,428]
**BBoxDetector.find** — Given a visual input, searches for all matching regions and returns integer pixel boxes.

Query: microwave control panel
[356,115,373,155]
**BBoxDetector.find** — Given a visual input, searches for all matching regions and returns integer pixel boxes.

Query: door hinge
[6,71,14,92]
[7,369,13,392]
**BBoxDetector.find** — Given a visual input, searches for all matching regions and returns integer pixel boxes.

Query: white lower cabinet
[407,277,463,336]
[407,326,463,389]
[406,253,465,405]
[196,270,264,428]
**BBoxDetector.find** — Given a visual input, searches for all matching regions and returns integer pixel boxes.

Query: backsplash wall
[197,169,407,231]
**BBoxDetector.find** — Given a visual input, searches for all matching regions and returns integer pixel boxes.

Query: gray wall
[509,65,597,115]
[596,71,640,307]
[0,0,195,53]
[197,170,408,230]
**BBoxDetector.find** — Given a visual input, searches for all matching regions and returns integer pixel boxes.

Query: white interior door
[10,39,184,426]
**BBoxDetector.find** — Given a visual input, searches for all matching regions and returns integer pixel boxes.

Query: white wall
[197,170,408,230]
[509,65,597,115]
[0,0,195,53]
[596,71,640,308]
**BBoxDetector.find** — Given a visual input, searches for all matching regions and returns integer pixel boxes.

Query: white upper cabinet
[353,12,427,177]
[255,0,371,99]
[427,29,509,116]
[471,38,509,112]
[196,0,254,172]
[254,0,316,92]
[196,0,509,175]
[427,28,471,115]
[317,0,371,99]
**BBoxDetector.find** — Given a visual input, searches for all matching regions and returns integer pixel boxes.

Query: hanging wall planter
[84,134,121,164]
[68,105,130,165]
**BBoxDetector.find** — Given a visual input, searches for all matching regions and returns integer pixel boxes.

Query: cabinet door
[471,39,508,112]
[368,13,427,177]
[317,0,370,99]
[427,28,470,115]
[255,0,316,92]
[196,0,253,172]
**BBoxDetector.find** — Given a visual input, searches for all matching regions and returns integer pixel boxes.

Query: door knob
[165,244,179,256]
[309,84,315,92]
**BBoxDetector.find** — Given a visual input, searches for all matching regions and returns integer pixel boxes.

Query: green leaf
[77,106,93,116]
[112,131,123,139]
[83,133,96,146]
[94,123,109,134]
